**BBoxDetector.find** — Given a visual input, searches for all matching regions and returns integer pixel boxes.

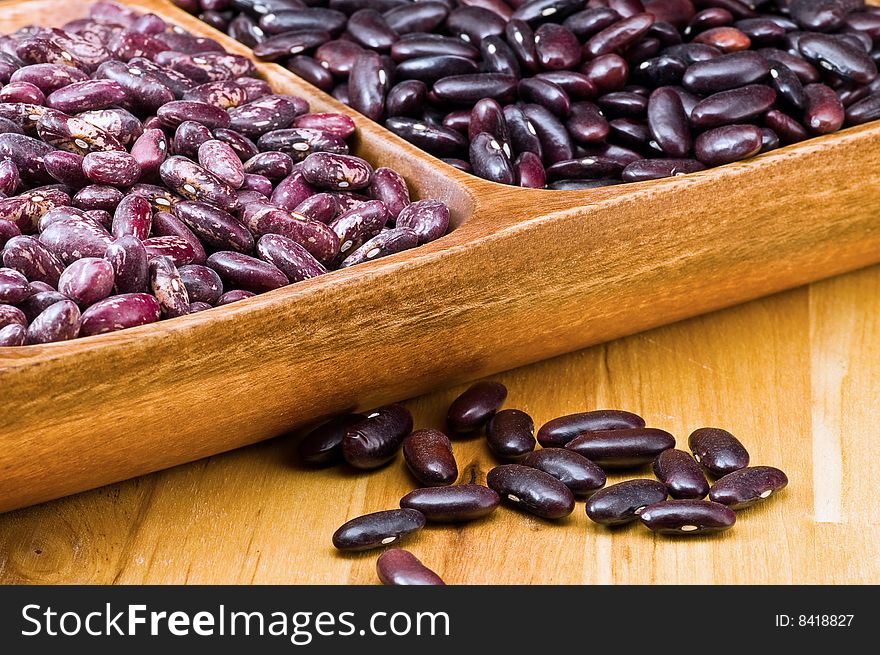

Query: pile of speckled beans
[301,381,787,585]
[173,0,880,189]
[0,2,451,346]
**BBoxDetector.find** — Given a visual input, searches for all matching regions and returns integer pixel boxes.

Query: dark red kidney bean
[385,2,450,35]
[216,289,255,305]
[26,299,80,345]
[385,80,428,117]
[402,428,458,487]
[315,39,363,76]
[384,117,468,156]
[341,404,413,469]
[447,6,506,44]
[149,256,189,319]
[688,427,750,476]
[228,95,308,139]
[250,29,330,61]
[518,78,572,117]
[523,448,606,498]
[764,108,810,144]
[546,156,625,181]
[513,0,585,25]
[634,54,688,87]
[521,103,573,164]
[790,0,846,32]
[105,235,148,295]
[682,51,769,93]
[391,34,480,62]
[585,13,656,58]
[653,448,710,499]
[112,195,151,241]
[690,84,777,129]
[172,200,253,254]
[178,264,224,306]
[259,8,347,35]
[625,37,663,64]
[486,409,536,460]
[332,508,425,551]
[846,92,880,125]
[287,57,333,93]
[376,549,444,586]
[534,23,581,71]
[759,48,820,84]
[0,267,29,304]
[585,478,668,526]
[662,44,721,68]
[803,83,845,133]
[564,8,623,39]
[597,91,648,118]
[330,200,388,259]
[505,19,540,74]
[39,218,112,265]
[487,464,575,519]
[480,36,521,78]
[394,199,449,244]
[768,62,807,111]
[160,157,238,212]
[503,105,543,157]
[566,428,675,468]
[514,151,546,188]
[57,257,113,307]
[622,158,706,181]
[400,484,500,522]
[2,235,63,286]
[799,33,877,83]
[297,413,365,466]
[256,233,327,282]
[639,499,736,534]
[646,86,691,157]
[694,124,763,166]
[244,152,295,181]
[446,380,507,435]
[708,466,789,509]
[760,128,780,152]
[686,8,734,38]
[734,18,787,47]
[584,142,646,166]
[173,122,213,160]
[228,14,268,49]
[836,83,871,108]
[348,51,387,122]
[432,73,518,105]
[347,8,399,51]
[301,153,373,191]
[536,71,597,101]
[537,410,646,448]
[606,118,648,147]
[469,132,515,184]
[206,251,288,293]
[693,26,752,52]
[340,226,418,267]
[565,101,609,144]
[294,193,340,224]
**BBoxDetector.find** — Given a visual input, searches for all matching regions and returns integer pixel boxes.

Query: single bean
[228,95,308,139]
[0,267,29,304]
[79,292,162,337]
[172,200,253,254]
[143,236,199,267]
[149,256,189,318]
[384,117,468,156]
[330,200,389,260]
[301,152,373,191]
[39,217,112,265]
[82,151,141,187]
[803,82,845,134]
[216,289,255,305]
[104,235,148,294]
[688,427,750,476]
[639,499,736,535]
[19,290,67,323]
[647,86,691,156]
[485,409,536,460]
[566,428,676,468]
[446,380,507,436]
[178,264,224,306]
[487,464,575,519]
[653,448,710,499]
[58,257,114,307]
[348,51,387,121]
[160,157,238,212]
[523,448,606,497]
[682,51,769,93]
[256,233,328,283]
[26,299,81,345]
[0,323,26,346]
[297,413,366,466]
[341,404,413,469]
[340,227,418,267]
[332,509,425,551]
[690,84,777,129]
[2,235,64,286]
[693,124,763,166]
[622,158,705,181]
[151,211,207,265]
[585,479,668,526]
[402,428,458,487]
[400,484,500,522]
[708,466,789,509]
[376,549,445,586]
[206,251,288,293]
[433,74,518,105]
[536,410,646,447]
[243,151,295,181]
[0,303,26,329]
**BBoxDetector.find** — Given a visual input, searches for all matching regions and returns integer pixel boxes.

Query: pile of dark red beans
[0,3,450,347]
[173,0,880,189]
[300,380,788,585]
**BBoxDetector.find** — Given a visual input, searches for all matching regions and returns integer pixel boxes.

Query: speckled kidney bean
[143,236,199,267]
[293,193,339,224]
[159,157,238,212]
[183,81,248,110]
[79,292,161,337]
[402,428,458,487]
[104,235,148,294]
[245,202,339,263]
[340,226,418,267]
[173,121,213,160]
[206,251,288,293]
[0,81,45,105]
[341,404,413,469]
[297,413,365,466]
[585,478,668,526]
[94,60,174,114]
[152,211,207,265]
[566,427,675,468]
[487,463,575,519]
[688,427,750,476]
[0,160,20,197]
[536,409,646,448]
[129,129,168,180]
[0,323,26,346]
[399,484,500,523]
[653,448,710,499]
[639,499,736,534]
[36,112,125,156]
[243,151,295,181]
[269,170,315,210]
[10,63,88,94]
[39,217,112,265]
[42,151,86,188]
[256,233,327,283]
[228,95,307,139]
[149,256,189,319]
[694,123,763,165]
[241,174,273,197]
[82,151,141,187]
[172,200,253,254]
[2,235,64,286]
[110,194,151,241]
[259,128,348,161]
[19,290,66,323]
[57,257,114,308]
[300,152,373,192]
[0,267,29,304]
[0,194,54,233]
[26,299,81,345]
[0,133,54,184]
[178,264,224,306]
[216,289,255,305]
[0,303,26,330]
[708,465,788,509]
[332,508,425,551]
[485,409,536,461]
[394,199,450,245]
[376,549,445,586]
[330,200,389,260]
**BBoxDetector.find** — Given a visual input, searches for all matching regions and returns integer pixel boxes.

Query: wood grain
[2,0,880,523]
[1,263,878,585]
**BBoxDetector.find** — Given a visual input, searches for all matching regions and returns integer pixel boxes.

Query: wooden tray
[1,0,879,513]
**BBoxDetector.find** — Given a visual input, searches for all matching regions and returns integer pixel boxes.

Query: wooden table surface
[1,263,878,585]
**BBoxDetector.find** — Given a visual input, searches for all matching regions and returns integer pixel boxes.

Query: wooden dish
[1,0,879,513]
